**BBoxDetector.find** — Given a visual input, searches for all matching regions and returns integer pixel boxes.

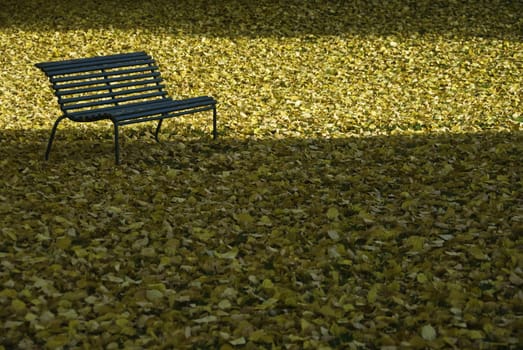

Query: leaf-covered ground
[1,1,522,349]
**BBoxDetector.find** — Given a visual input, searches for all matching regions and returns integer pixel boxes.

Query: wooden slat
[51,66,160,84]
[67,97,216,122]
[44,59,156,76]
[67,99,172,120]
[59,85,166,104]
[118,106,215,126]
[36,52,150,71]
[111,98,216,121]
[56,78,164,96]
[54,71,161,90]
[62,91,168,111]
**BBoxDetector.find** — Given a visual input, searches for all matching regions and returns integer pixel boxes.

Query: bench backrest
[36,52,168,119]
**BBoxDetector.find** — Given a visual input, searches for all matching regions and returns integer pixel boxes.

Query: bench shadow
[1,126,521,180]
[1,0,521,40]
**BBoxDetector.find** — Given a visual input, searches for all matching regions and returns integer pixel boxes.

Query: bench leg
[155,119,163,142]
[212,106,217,139]
[45,115,67,160]
[114,123,120,165]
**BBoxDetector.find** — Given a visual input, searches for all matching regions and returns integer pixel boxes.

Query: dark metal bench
[36,52,217,164]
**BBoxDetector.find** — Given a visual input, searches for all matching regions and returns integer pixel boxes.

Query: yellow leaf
[115,318,131,328]
[421,324,437,341]
[469,246,488,260]
[358,210,375,224]
[24,313,37,322]
[256,298,279,310]
[46,334,69,348]
[327,207,339,220]
[192,227,215,241]
[234,212,254,226]
[194,315,218,323]
[56,236,72,250]
[11,299,27,313]
[405,235,425,252]
[367,285,379,304]
[216,248,239,260]
[261,279,274,290]
[300,318,314,332]
[229,337,246,346]
[3,228,17,241]
[0,289,17,298]
[257,215,272,226]
[509,273,523,286]
[141,247,156,257]
[416,273,428,283]
[318,304,340,318]
[327,230,340,240]
[59,309,78,320]
[218,299,232,310]
[468,329,485,340]
[147,283,167,292]
[146,289,163,302]
[54,216,73,226]
[249,329,273,343]
[166,168,179,178]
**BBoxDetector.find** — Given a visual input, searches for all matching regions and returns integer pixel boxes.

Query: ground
[0,0,522,349]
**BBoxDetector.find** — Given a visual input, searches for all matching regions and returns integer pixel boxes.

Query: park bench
[36,51,217,164]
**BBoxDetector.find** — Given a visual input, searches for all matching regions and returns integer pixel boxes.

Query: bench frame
[36,52,217,164]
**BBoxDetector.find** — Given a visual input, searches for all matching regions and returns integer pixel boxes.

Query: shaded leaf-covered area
[1,0,522,349]
[1,0,522,39]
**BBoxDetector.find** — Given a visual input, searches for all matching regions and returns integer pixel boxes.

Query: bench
[36,52,217,164]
